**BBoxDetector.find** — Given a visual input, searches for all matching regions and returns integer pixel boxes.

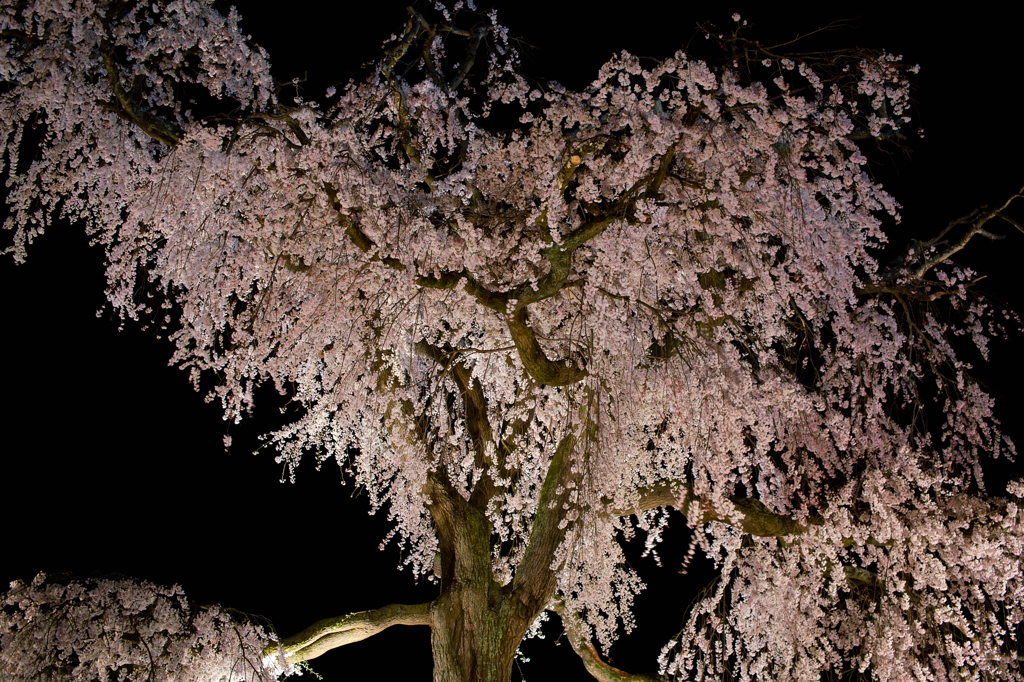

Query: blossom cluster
[660,465,1024,681]
[0,574,289,681]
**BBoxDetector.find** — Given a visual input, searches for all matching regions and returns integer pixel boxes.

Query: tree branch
[450,26,488,90]
[0,28,40,47]
[263,602,432,665]
[507,307,588,386]
[613,481,821,538]
[909,186,1023,280]
[379,11,435,188]
[854,187,1021,302]
[100,49,181,147]
[414,340,504,511]
[501,152,677,386]
[914,209,1009,280]
[323,182,510,311]
[511,430,579,611]
[510,147,676,318]
[548,601,665,682]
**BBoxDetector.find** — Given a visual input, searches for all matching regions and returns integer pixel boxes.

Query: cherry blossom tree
[2,1,1023,681]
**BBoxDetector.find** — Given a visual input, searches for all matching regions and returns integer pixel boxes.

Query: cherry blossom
[0,574,289,681]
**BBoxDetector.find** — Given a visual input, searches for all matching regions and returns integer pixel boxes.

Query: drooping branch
[262,602,432,665]
[548,601,665,682]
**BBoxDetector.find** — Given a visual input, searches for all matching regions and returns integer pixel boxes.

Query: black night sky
[2,2,1022,680]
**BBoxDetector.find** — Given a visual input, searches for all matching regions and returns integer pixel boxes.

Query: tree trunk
[426,475,542,682]
[430,582,534,682]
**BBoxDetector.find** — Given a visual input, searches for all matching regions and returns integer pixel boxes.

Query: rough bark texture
[431,586,531,682]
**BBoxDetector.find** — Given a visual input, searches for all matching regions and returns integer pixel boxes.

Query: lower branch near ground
[264,602,432,664]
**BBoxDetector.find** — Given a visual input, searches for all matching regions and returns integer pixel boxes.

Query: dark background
[2,1,1022,679]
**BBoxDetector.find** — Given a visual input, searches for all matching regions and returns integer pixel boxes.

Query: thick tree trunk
[430,583,533,682]
[426,475,542,682]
